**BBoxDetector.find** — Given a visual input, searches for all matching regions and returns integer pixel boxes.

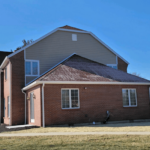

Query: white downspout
[42,83,45,127]
[0,69,3,125]
[22,89,26,124]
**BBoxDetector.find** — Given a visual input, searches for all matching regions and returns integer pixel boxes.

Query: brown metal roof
[38,64,116,82]
[37,54,150,83]
[60,25,85,31]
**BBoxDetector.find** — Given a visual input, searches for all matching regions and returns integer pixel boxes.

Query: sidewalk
[1,132,150,137]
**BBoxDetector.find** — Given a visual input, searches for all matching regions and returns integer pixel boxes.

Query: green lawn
[0,135,150,150]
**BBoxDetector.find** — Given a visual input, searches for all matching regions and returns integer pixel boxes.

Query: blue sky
[0,0,150,79]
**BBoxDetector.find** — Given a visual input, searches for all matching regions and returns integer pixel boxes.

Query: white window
[25,60,39,76]
[122,89,137,107]
[61,89,79,109]
[107,64,117,69]
[72,34,77,41]
[7,96,10,118]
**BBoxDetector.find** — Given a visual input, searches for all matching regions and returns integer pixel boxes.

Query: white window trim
[107,64,118,69]
[122,88,137,107]
[61,88,80,109]
[25,59,40,76]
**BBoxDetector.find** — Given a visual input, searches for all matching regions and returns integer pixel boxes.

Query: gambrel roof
[0,25,129,69]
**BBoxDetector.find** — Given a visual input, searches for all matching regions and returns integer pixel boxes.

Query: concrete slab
[6,124,34,129]
[1,132,150,137]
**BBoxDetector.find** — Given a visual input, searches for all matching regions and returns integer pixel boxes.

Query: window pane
[122,89,129,106]
[130,89,136,106]
[32,62,38,75]
[71,90,79,108]
[62,90,69,108]
[25,62,31,75]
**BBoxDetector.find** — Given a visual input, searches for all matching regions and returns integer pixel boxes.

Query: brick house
[0,25,150,127]
[0,51,12,123]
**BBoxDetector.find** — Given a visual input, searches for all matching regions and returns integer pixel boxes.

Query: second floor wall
[25,30,126,84]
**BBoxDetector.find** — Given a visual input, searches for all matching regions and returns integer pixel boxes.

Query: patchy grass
[1,135,150,149]
[4,122,150,134]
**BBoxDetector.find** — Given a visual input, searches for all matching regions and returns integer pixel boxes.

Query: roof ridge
[59,25,85,31]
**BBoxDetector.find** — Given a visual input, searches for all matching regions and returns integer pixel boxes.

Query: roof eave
[0,56,9,69]
[22,81,150,91]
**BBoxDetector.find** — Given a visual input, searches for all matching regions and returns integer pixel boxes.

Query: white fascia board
[38,81,150,85]
[22,81,38,91]
[23,81,150,91]
[6,27,129,65]
[0,57,9,69]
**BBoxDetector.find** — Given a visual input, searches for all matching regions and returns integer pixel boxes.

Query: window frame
[122,88,137,107]
[25,59,40,76]
[61,88,80,109]
[107,64,118,69]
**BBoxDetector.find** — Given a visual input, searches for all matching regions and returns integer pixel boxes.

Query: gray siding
[26,31,117,84]
[26,76,37,84]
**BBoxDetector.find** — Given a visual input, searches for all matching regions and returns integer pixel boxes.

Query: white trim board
[22,81,150,91]
[0,27,129,69]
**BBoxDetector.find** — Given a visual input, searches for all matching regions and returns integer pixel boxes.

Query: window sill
[62,107,80,110]
[123,106,137,107]
[26,75,39,76]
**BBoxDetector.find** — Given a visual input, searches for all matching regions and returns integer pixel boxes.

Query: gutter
[22,81,150,91]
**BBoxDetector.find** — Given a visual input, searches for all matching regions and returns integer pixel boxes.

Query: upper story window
[72,34,77,41]
[25,60,39,76]
[61,89,79,109]
[107,64,117,69]
[122,89,137,107]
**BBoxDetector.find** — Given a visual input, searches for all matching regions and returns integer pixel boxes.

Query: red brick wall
[118,57,128,72]
[26,85,42,126]
[9,51,25,125]
[43,84,150,126]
